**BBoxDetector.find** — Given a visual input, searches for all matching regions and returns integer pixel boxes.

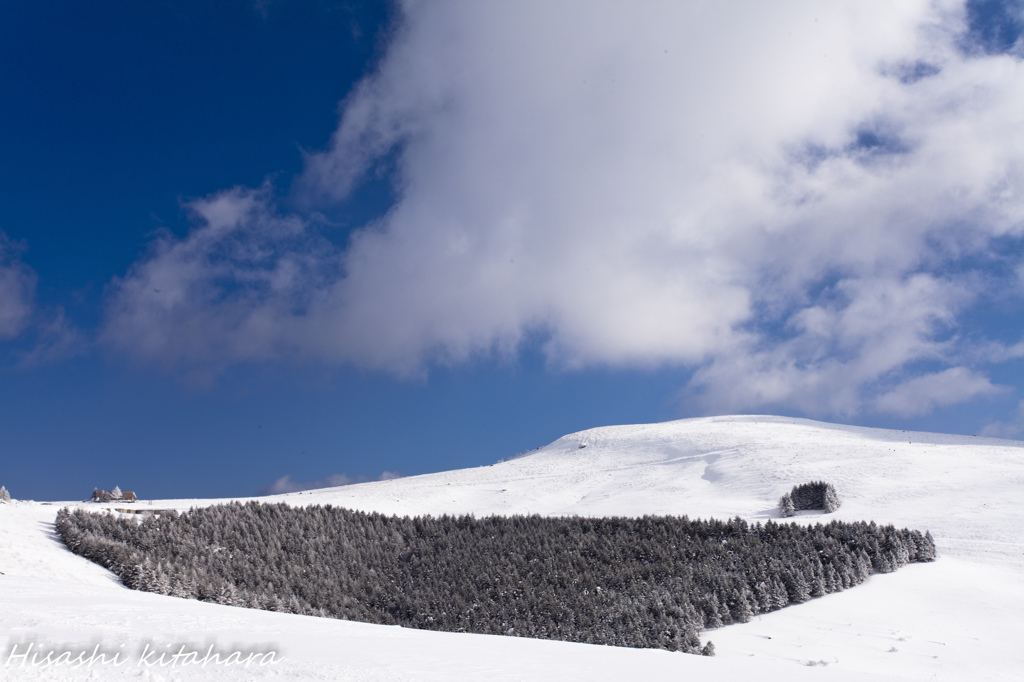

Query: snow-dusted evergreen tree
[917,530,937,562]
[784,571,811,603]
[779,492,795,517]
[730,588,754,623]
[111,486,122,501]
[823,484,841,513]
[93,487,116,502]
[0,485,10,502]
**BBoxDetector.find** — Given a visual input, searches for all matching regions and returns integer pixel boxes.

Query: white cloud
[102,184,339,376]
[105,1,1024,417]
[259,471,403,495]
[687,274,981,416]
[874,366,1004,417]
[979,399,1024,438]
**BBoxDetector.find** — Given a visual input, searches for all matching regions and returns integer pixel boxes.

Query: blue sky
[3,1,1024,501]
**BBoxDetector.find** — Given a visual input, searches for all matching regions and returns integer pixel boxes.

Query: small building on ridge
[91,488,137,503]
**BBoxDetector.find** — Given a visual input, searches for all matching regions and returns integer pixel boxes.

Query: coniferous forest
[55,502,935,654]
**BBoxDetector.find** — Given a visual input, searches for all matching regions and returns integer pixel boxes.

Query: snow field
[2,415,1022,680]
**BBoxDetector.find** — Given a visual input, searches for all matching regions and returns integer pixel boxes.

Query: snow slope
[2,415,1022,680]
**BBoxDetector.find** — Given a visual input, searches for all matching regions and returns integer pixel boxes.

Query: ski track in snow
[2,415,1022,680]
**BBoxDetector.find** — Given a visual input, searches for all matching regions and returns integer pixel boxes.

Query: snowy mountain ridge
[2,414,1023,681]
[245,415,1024,571]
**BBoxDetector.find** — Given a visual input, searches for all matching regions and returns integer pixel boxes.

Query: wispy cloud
[103,1,1024,418]
[979,399,1024,438]
[102,184,339,379]
[259,471,403,495]
[0,232,85,366]
[17,309,87,366]
[0,234,36,341]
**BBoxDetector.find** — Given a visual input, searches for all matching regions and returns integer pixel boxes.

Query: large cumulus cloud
[104,0,1024,415]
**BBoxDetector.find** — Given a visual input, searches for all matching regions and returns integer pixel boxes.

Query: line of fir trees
[55,503,934,654]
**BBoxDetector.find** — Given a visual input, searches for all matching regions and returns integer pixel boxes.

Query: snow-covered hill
[2,415,1023,680]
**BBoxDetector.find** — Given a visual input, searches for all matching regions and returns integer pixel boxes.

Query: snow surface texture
[2,415,1023,680]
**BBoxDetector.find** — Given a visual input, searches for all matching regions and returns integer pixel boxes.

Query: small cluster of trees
[0,485,10,503]
[780,481,840,517]
[55,503,934,654]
